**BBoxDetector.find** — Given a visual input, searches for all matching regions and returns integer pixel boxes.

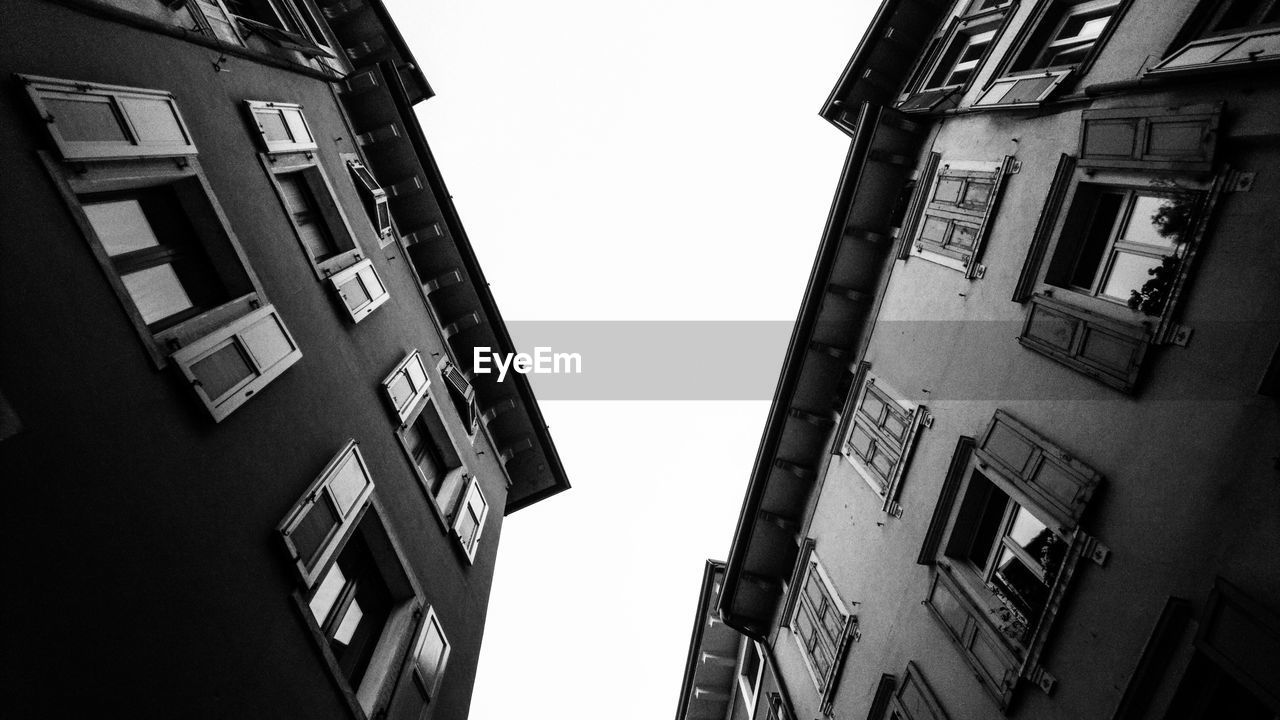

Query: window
[440,358,480,438]
[764,693,793,720]
[31,76,300,417]
[246,100,316,154]
[738,639,764,716]
[840,366,929,516]
[906,155,1012,276]
[264,154,365,279]
[346,157,394,245]
[786,544,857,699]
[921,411,1104,707]
[405,606,452,707]
[1151,0,1280,74]
[974,0,1127,108]
[278,441,425,716]
[219,0,332,55]
[451,476,490,562]
[885,663,950,720]
[382,350,432,424]
[22,75,196,161]
[897,5,1012,113]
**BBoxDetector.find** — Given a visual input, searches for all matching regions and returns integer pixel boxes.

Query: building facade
[709,1,1280,719]
[0,1,568,718]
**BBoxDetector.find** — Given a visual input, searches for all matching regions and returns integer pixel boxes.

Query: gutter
[819,0,908,123]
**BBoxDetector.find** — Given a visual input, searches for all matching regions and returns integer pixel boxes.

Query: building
[0,1,568,718]
[677,560,796,720]
[706,1,1280,719]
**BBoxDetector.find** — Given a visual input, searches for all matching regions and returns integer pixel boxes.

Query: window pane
[308,564,347,623]
[920,215,950,244]
[191,340,253,400]
[1124,195,1183,250]
[332,599,364,645]
[457,506,480,547]
[241,312,294,369]
[388,372,414,409]
[1007,506,1049,549]
[949,223,978,250]
[83,199,162,256]
[46,96,128,143]
[121,265,195,325]
[1069,191,1125,290]
[254,110,290,143]
[338,275,371,311]
[1001,75,1056,104]
[848,424,874,459]
[882,408,908,442]
[417,618,448,687]
[966,472,1009,567]
[283,109,312,144]
[858,389,886,422]
[291,495,339,568]
[118,97,186,145]
[405,358,428,391]
[991,547,1049,629]
[1101,250,1162,301]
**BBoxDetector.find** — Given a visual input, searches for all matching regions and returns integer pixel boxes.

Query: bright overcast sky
[383,1,875,717]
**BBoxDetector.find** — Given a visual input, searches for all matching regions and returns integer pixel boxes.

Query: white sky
[383,1,875,717]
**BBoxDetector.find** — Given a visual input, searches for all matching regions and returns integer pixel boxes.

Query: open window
[1151,0,1280,75]
[439,358,480,438]
[279,442,423,717]
[737,638,765,718]
[839,365,930,517]
[922,411,1104,707]
[29,75,302,418]
[346,157,394,246]
[897,1,1012,113]
[1017,105,1226,392]
[399,605,452,710]
[384,352,469,521]
[975,0,1128,108]
[262,152,373,280]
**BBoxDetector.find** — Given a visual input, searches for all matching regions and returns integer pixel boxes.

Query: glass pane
[191,340,253,400]
[1163,38,1236,67]
[121,265,194,325]
[1124,195,1183,249]
[934,177,964,204]
[118,97,186,146]
[332,599,363,645]
[328,453,369,517]
[291,495,339,568]
[882,408,908,442]
[1101,250,1163,301]
[992,547,1050,625]
[417,618,448,686]
[1002,75,1056,104]
[848,424,874,459]
[405,357,428,391]
[358,265,386,298]
[241,313,294,369]
[254,109,290,143]
[858,388,886,422]
[308,564,347,623]
[1069,191,1125,289]
[457,506,480,547]
[83,199,162,256]
[1059,14,1111,42]
[45,96,129,143]
[1217,28,1280,62]
[339,275,371,311]
[1007,506,1049,550]
[966,472,1009,567]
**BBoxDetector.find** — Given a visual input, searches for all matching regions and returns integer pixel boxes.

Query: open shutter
[924,570,1019,708]
[405,605,451,705]
[451,476,489,560]
[975,410,1103,533]
[441,360,479,434]
[381,350,430,424]
[1079,103,1222,173]
[22,75,197,160]
[277,441,375,586]
[974,70,1072,108]
[346,158,393,241]
[1150,29,1280,76]
[329,258,389,323]
[172,304,303,422]
[1019,293,1150,393]
[245,100,316,153]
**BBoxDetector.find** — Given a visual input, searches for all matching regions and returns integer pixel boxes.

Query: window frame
[786,545,857,700]
[260,152,365,280]
[839,365,929,517]
[328,257,390,324]
[245,100,317,154]
[406,605,452,705]
[737,638,765,718]
[39,151,272,369]
[381,350,432,424]
[897,5,1014,114]
[345,155,395,247]
[279,443,425,717]
[451,474,490,562]
[1150,0,1280,76]
[21,75,197,161]
[439,357,480,439]
[922,411,1104,707]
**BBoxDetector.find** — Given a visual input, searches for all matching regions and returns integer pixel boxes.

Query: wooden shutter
[974,70,1072,108]
[22,75,197,160]
[897,152,941,260]
[890,662,950,720]
[1013,154,1077,302]
[1019,293,1150,393]
[172,304,303,422]
[923,570,1019,708]
[1195,578,1280,710]
[912,157,1012,277]
[451,475,489,559]
[245,100,316,153]
[441,360,479,434]
[974,410,1103,533]
[328,258,390,323]
[1079,103,1222,173]
[381,350,430,423]
[409,605,451,702]
[277,440,375,586]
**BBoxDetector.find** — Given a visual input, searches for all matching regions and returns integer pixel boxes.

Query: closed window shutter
[924,570,1019,708]
[441,360,479,434]
[974,410,1102,533]
[277,441,375,587]
[1019,293,1150,393]
[172,304,303,421]
[328,257,390,323]
[912,157,1012,277]
[1079,103,1222,173]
